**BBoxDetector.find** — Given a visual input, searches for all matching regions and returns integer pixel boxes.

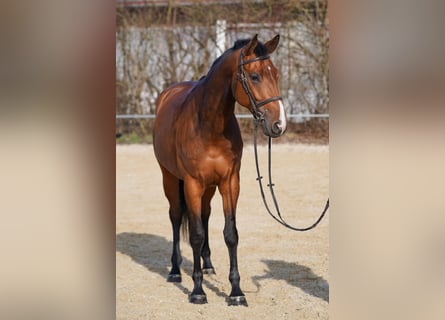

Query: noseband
[237,51,282,121]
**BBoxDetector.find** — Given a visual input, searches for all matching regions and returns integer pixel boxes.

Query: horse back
[155,82,195,116]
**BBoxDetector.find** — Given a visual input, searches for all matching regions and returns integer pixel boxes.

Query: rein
[237,49,329,231]
[253,120,329,231]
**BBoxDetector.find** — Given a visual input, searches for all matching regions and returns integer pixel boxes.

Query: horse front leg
[219,173,248,306]
[184,178,207,304]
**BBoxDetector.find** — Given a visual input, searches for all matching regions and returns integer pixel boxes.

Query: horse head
[232,34,287,138]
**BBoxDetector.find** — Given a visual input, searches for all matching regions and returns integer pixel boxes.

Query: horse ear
[243,34,258,56]
[264,34,280,54]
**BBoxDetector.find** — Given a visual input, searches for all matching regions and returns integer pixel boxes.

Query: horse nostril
[271,120,283,135]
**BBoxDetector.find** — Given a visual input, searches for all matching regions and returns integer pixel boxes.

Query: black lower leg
[224,216,247,306]
[201,215,215,273]
[168,210,182,282]
[189,222,207,304]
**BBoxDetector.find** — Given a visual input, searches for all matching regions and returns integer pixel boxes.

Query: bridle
[237,49,329,232]
[237,50,282,121]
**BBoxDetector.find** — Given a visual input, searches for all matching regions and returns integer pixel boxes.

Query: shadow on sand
[251,259,329,302]
[116,232,227,299]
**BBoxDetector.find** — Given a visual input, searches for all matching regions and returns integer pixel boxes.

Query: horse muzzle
[259,101,287,138]
[260,118,287,138]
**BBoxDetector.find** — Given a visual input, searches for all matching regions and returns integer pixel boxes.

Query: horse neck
[195,52,237,135]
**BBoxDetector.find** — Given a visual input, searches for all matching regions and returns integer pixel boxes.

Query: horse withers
[153,34,287,306]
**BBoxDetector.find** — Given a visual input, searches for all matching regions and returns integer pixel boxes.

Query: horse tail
[179,179,189,241]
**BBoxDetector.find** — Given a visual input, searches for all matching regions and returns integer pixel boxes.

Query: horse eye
[249,73,261,82]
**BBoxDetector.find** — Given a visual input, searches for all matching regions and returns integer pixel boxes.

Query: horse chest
[206,153,232,172]
[180,147,240,186]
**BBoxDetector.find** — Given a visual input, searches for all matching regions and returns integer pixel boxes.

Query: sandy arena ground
[117,143,329,319]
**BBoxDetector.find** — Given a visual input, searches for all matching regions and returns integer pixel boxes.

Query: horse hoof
[167,274,182,283]
[189,294,208,304]
[227,295,248,307]
[202,267,216,275]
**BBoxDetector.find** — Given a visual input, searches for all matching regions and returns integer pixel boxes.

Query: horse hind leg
[161,167,185,283]
[201,186,216,275]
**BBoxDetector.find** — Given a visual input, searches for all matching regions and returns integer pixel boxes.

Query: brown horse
[153,34,287,306]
